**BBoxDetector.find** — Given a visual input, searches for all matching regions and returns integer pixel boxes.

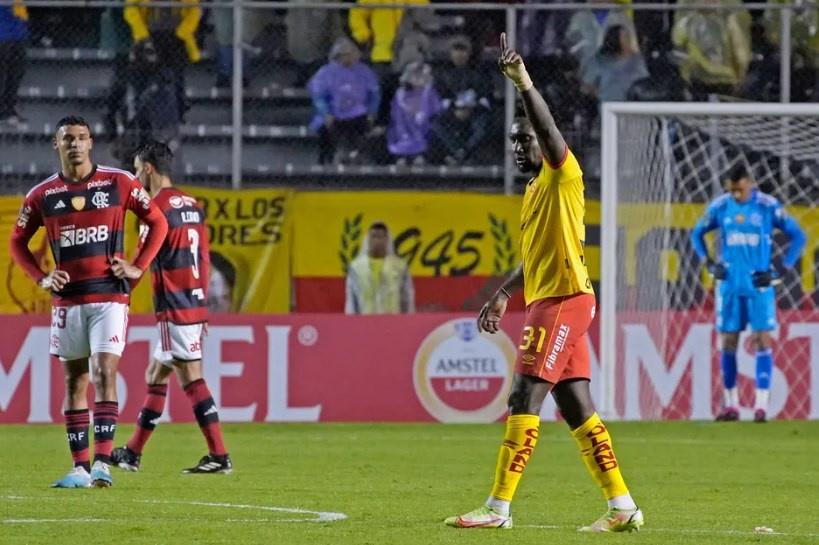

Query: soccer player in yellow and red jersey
[444,33,644,532]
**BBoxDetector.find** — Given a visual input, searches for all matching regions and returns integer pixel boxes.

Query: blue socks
[720,350,737,389]
[756,349,773,390]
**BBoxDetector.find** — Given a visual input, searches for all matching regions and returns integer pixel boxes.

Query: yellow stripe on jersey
[520,148,593,304]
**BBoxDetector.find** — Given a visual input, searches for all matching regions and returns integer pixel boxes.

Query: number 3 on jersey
[187,228,200,279]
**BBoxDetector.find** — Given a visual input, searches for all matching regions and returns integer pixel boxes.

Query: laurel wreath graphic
[489,213,516,275]
[339,213,364,274]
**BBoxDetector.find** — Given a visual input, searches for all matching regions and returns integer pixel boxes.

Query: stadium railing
[0,1,812,195]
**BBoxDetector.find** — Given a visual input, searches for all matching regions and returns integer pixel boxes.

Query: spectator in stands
[100,6,132,136]
[566,0,636,71]
[763,0,819,101]
[581,25,648,105]
[428,89,490,166]
[345,221,414,315]
[308,38,381,165]
[390,4,438,75]
[517,0,571,58]
[434,35,492,110]
[124,0,201,113]
[0,0,28,125]
[672,0,751,98]
[348,0,429,76]
[285,0,344,87]
[210,0,276,88]
[387,61,441,166]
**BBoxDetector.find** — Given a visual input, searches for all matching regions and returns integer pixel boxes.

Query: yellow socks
[572,412,630,501]
[489,414,540,502]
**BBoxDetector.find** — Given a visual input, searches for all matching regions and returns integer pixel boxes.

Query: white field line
[3,518,104,524]
[2,496,347,524]
[521,524,819,538]
[136,499,347,523]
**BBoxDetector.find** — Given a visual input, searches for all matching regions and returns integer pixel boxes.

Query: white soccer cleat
[90,461,113,488]
[444,506,513,529]
[579,507,644,532]
[51,466,92,488]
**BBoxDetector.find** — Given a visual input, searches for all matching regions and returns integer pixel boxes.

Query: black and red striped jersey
[11,165,161,306]
[139,187,209,324]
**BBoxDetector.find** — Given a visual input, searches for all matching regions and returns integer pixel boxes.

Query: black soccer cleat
[753,409,768,423]
[182,454,233,474]
[111,446,141,472]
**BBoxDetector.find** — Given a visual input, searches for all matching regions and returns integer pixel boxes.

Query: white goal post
[600,102,819,420]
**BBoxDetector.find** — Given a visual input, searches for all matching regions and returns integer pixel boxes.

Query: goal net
[600,103,819,421]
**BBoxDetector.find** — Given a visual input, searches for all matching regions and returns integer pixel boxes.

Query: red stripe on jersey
[140,188,209,324]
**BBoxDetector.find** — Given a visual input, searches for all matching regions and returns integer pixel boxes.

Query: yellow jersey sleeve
[519,149,593,304]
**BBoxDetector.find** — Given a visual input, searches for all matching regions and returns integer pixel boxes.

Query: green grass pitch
[1,421,818,544]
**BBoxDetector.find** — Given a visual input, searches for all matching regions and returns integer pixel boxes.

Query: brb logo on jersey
[60,225,109,247]
[413,318,515,423]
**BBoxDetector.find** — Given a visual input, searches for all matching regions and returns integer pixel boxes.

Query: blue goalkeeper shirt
[692,189,806,296]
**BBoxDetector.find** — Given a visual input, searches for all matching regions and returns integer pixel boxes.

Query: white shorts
[153,321,204,366]
[50,302,129,360]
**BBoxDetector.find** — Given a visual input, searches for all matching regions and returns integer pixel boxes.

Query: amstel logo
[413,318,515,423]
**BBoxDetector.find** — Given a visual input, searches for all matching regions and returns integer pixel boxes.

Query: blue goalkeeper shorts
[716,288,777,333]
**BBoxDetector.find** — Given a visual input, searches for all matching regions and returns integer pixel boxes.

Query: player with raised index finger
[445,33,643,533]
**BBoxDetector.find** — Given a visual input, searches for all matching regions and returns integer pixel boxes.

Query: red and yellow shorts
[515,292,596,384]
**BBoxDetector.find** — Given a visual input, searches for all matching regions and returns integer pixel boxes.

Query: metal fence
[0,1,816,194]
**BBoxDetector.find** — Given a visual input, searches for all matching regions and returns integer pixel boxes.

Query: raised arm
[498,32,566,166]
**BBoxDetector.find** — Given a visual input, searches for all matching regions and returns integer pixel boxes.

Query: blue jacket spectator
[387,61,441,164]
[582,25,648,105]
[308,38,381,164]
[0,2,28,124]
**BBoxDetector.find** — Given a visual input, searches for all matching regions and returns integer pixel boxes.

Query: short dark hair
[369,221,388,232]
[727,163,750,183]
[135,140,174,176]
[55,115,91,136]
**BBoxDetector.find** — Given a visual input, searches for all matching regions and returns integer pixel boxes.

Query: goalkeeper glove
[706,259,728,280]
[752,269,780,288]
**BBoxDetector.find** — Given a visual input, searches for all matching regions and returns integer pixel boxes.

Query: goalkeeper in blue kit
[692,165,805,422]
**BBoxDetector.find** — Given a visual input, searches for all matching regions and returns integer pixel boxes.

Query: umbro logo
[54,200,66,209]
[203,405,218,416]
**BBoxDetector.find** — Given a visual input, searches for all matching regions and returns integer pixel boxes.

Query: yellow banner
[4,187,817,313]
[292,192,523,277]
[173,186,292,313]
[1,187,292,314]
[1,195,54,313]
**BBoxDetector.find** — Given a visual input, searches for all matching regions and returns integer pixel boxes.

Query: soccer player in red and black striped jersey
[111,141,232,474]
[8,116,169,488]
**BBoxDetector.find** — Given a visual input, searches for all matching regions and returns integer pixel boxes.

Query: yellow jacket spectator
[764,0,819,69]
[672,0,751,91]
[345,222,414,314]
[349,0,429,64]
[124,0,202,63]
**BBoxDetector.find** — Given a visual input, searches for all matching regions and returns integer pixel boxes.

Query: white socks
[486,496,511,516]
[608,493,637,510]
[724,387,739,408]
